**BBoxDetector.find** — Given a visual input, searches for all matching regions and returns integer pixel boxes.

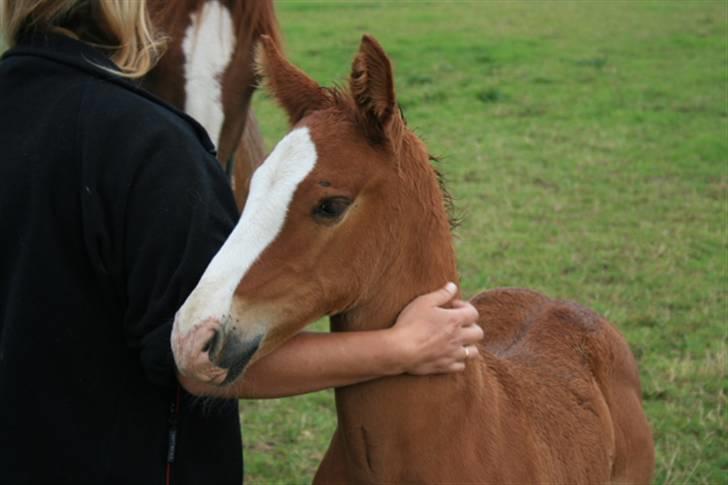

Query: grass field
[243,1,727,483]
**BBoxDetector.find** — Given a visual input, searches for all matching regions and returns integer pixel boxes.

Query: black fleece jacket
[0,33,243,485]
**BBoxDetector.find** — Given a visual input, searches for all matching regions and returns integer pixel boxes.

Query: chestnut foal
[143,0,281,209]
[174,35,655,483]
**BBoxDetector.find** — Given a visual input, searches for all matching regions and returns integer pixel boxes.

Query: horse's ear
[255,35,328,125]
[349,35,398,131]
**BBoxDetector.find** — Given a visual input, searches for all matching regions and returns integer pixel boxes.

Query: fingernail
[445,282,457,293]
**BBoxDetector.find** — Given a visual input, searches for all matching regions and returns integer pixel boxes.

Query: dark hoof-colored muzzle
[207,331,262,385]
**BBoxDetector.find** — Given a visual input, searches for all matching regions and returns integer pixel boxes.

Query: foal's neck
[332,166,459,332]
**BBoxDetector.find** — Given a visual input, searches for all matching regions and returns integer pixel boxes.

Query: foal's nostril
[203,329,220,354]
[219,334,263,385]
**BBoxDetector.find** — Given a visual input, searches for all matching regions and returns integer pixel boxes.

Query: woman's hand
[388,282,483,375]
[172,318,228,385]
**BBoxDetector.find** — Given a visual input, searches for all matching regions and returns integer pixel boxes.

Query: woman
[0,1,482,484]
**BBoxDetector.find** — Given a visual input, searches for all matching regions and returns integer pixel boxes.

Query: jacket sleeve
[81,90,239,388]
[123,129,238,388]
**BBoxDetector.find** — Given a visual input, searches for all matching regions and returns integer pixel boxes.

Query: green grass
[243,1,727,483]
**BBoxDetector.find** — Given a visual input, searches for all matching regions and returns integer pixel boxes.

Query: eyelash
[313,197,352,222]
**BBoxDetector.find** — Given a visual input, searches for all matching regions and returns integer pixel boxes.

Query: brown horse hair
[149,0,280,50]
[430,155,461,231]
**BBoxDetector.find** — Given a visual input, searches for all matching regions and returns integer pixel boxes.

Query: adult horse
[173,34,655,483]
[143,0,280,209]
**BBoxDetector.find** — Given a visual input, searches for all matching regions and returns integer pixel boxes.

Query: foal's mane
[431,156,461,231]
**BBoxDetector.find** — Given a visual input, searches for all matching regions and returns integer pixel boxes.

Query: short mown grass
[243,1,727,483]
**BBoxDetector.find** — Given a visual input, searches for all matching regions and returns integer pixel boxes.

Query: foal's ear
[349,35,398,130]
[255,35,329,125]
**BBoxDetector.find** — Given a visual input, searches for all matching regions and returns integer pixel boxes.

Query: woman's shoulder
[81,75,216,158]
[2,33,216,158]
[2,36,233,208]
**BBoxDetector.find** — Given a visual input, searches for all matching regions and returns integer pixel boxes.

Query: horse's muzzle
[207,329,262,385]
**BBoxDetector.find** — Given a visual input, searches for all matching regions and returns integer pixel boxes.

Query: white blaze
[175,128,318,335]
[182,0,235,147]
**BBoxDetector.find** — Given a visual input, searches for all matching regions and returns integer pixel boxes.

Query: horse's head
[144,0,280,207]
[173,35,455,383]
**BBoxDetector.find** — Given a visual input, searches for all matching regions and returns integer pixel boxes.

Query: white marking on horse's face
[173,127,318,339]
[182,0,235,147]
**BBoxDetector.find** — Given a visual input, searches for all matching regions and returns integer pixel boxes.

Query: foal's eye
[313,197,351,222]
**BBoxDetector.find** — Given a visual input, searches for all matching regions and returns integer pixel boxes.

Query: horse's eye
[313,197,351,222]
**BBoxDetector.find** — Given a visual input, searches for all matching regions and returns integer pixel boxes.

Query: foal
[174,35,655,483]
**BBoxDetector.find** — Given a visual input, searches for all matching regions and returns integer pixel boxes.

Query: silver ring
[463,346,470,359]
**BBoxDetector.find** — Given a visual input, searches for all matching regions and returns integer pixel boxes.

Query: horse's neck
[328,217,475,470]
[332,212,459,333]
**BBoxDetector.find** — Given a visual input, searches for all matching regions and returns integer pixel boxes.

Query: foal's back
[472,288,654,483]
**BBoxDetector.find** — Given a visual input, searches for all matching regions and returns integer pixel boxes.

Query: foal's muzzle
[206,329,262,385]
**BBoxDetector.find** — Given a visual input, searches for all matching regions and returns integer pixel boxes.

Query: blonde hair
[0,0,166,78]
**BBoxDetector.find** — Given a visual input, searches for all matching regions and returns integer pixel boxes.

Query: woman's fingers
[462,344,480,360]
[187,318,220,354]
[417,282,458,307]
[392,285,483,376]
[172,318,229,384]
[458,324,485,346]
[448,299,480,326]
[172,318,216,361]
[188,352,229,383]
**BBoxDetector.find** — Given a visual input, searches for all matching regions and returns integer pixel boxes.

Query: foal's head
[174,35,455,382]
